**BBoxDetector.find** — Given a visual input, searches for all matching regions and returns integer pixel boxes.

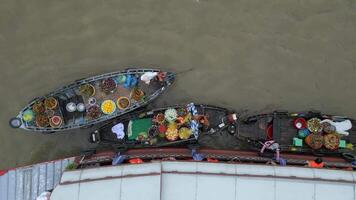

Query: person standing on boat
[260,140,280,161]
[307,157,324,168]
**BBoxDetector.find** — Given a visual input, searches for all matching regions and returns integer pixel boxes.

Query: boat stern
[165,71,176,86]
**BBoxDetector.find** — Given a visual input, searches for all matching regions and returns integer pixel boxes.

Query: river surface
[0,0,356,169]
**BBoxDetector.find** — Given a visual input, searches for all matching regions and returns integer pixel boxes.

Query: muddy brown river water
[0,0,356,169]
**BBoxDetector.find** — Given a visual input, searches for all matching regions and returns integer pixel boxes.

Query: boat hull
[11,69,175,133]
[237,111,356,157]
[90,103,233,149]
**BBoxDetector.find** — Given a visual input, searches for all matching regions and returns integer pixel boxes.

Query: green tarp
[128,118,152,140]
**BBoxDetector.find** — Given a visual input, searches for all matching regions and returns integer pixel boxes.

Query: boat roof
[0,157,75,200]
[50,161,356,200]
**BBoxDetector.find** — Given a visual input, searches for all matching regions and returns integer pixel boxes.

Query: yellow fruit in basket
[101,100,116,114]
[165,123,178,141]
[179,127,192,140]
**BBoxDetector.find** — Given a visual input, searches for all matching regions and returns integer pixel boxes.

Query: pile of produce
[101,100,116,115]
[131,88,145,101]
[88,105,101,119]
[150,107,197,142]
[79,84,95,97]
[36,114,49,127]
[23,110,35,122]
[100,78,116,93]
[166,123,179,141]
[294,117,345,151]
[164,109,177,122]
[50,116,63,127]
[305,134,323,150]
[324,133,340,150]
[155,113,165,124]
[44,97,58,110]
[33,102,45,114]
[307,118,322,133]
[130,106,201,144]
[30,98,62,127]
[178,127,192,140]
[117,97,130,110]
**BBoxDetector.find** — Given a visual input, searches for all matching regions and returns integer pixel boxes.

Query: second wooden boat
[89,103,237,149]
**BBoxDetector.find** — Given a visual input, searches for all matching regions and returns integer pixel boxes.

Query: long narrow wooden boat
[89,103,237,149]
[10,69,175,133]
[237,110,356,158]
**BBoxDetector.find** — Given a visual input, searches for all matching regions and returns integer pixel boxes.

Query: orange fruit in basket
[117,97,130,110]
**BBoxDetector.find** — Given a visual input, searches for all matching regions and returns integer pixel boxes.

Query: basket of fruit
[100,78,116,93]
[131,88,145,101]
[87,105,101,119]
[44,97,58,110]
[154,113,165,124]
[79,84,95,97]
[307,118,322,133]
[50,116,63,128]
[101,100,116,115]
[36,114,49,127]
[324,133,340,150]
[117,97,130,110]
[165,123,179,141]
[178,127,192,140]
[22,110,35,122]
[305,133,323,150]
[165,109,177,122]
[33,102,45,114]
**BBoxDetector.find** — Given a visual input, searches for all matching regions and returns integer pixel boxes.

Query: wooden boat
[89,103,237,149]
[236,110,356,158]
[9,69,175,133]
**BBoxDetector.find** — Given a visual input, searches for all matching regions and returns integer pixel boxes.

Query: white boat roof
[0,157,75,200]
[51,161,356,200]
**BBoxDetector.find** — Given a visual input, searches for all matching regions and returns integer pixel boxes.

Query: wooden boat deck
[237,114,273,141]
[57,92,85,126]
[93,104,230,148]
[274,114,356,147]
[236,111,356,155]
[273,114,296,144]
